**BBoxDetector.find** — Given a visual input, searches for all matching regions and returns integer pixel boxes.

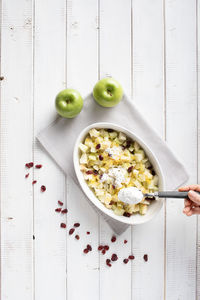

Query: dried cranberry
[127,166,133,173]
[87,244,92,251]
[112,185,116,189]
[55,208,62,213]
[74,223,80,227]
[61,208,68,214]
[106,259,112,267]
[102,249,106,255]
[41,185,46,192]
[151,170,156,176]
[25,162,34,168]
[129,255,135,260]
[75,235,80,240]
[111,254,118,261]
[25,173,29,178]
[93,170,98,175]
[60,223,66,228]
[124,240,128,244]
[109,200,114,205]
[104,245,109,251]
[96,144,101,149]
[86,170,93,175]
[58,201,63,206]
[143,254,148,262]
[123,212,131,217]
[69,228,75,235]
[35,164,42,169]
[107,129,114,132]
[111,235,116,243]
[83,248,89,254]
[87,231,90,235]
[32,180,37,185]
[98,245,103,251]
[99,155,103,161]
[123,258,129,264]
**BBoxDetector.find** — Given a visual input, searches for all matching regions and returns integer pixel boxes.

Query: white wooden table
[0,0,199,299]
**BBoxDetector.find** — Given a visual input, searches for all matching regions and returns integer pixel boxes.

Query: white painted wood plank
[165,0,197,299]
[99,1,132,300]
[131,0,165,299]
[197,1,200,298]
[33,1,67,300]
[0,0,33,299]
[66,1,100,299]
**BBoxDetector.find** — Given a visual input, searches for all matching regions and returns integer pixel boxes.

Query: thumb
[188,190,200,205]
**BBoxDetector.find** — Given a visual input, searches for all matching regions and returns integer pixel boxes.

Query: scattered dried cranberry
[124,240,128,244]
[58,201,63,206]
[25,173,29,178]
[111,235,116,243]
[75,235,80,240]
[74,223,80,227]
[96,144,101,149]
[99,155,103,161]
[107,129,114,132]
[123,212,131,217]
[112,185,116,189]
[55,208,62,212]
[109,200,114,205]
[61,208,68,214]
[102,249,106,255]
[60,223,66,228]
[127,166,133,173]
[111,254,118,261]
[69,228,75,235]
[32,180,37,185]
[129,255,135,260]
[123,258,129,264]
[144,254,148,262]
[106,259,112,267]
[83,248,89,254]
[35,164,42,169]
[87,244,92,251]
[41,185,46,192]
[104,245,109,251]
[25,162,34,168]
[98,245,103,251]
[86,170,93,175]
[87,231,90,235]
[93,170,98,175]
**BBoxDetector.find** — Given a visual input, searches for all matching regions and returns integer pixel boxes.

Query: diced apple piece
[109,131,118,139]
[118,132,126,142]
[79,143,88,153]
[88,154,96,161]
[89,128,100,138]
[139,204,147,215]
[80,153,88,164]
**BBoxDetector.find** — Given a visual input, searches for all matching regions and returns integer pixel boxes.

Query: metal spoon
[144,191,200,199]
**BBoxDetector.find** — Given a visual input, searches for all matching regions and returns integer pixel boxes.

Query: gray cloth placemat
[37,93,189,234]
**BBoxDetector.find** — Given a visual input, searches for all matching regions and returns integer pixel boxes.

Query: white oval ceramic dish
[73,122,165,225]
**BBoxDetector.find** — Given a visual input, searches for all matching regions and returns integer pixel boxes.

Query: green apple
[93,77,123,107]
[55,89,83,118]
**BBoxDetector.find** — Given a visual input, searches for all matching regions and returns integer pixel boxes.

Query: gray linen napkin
[37,93,189,234]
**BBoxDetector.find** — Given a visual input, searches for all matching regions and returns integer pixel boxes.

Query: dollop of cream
[118,187,143,205]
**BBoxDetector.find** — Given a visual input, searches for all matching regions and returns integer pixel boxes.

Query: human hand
[179,184,200,216]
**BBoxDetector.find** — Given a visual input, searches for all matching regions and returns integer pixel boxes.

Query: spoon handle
[157,191,200,199]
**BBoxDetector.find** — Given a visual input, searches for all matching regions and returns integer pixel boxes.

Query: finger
[179,185,200,192]
[179,186,190,192]
[184,199,192,207]
[185,210,193,216]
[189,207,200,215]
[188,190,200,205]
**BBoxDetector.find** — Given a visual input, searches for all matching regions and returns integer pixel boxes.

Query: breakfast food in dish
[79,128,158,216]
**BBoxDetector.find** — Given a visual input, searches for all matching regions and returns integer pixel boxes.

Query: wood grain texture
[66,1,100,299]
[0,0,33,299]
[165,0,198,299]
[99,1,132,299]
[33,1,67,300]
[131,0,165,299]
